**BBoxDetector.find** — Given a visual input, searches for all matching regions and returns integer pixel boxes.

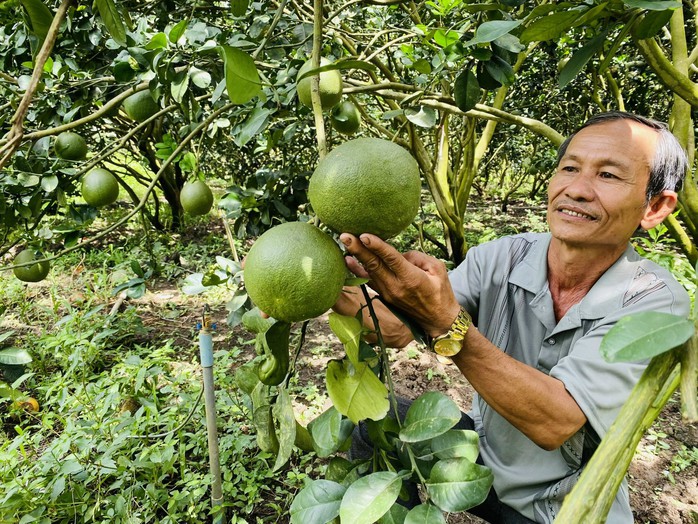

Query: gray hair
[556,111,688,200]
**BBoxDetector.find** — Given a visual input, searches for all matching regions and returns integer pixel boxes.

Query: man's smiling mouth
[558,208,596,220]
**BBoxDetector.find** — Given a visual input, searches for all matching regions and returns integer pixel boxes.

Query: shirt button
[547,338,556,345]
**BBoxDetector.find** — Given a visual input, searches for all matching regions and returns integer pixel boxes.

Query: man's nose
[563,171,595,201]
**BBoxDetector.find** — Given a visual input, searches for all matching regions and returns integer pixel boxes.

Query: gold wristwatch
[430,307,472,357]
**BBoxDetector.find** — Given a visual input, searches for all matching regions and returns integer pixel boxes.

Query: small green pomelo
[81,168,119,207]
[308,138,421,239]
[54,131,88,160]
[122,91,160,122]
[330,100,361,135]
[296,57,343,111]
[243,222,346,322]
[13,249,50,283]
[180,181,214,216]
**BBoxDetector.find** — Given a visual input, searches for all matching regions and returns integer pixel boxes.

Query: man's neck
[547,239,627,321]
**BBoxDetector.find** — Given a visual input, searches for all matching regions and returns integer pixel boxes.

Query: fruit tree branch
[632,33,698,108]
[310,0,328,159]
[342,81,564,146]
[0,0,75,171]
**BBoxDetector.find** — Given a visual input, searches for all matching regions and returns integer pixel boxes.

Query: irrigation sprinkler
[198,305,226,524]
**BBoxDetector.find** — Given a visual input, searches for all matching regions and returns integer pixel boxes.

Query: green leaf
[453,69,480,112]
[378,503,409,524]
[169,19,188,44]
[263,320,291,360]
[329,312,363,366]
[521,10,584,43]
[326,359,389,424]
[41,175,58,192]
[484,55,515,87]
[404,106,437,128]
[113,61,136,82]
[219,45,261,104]
[19,0,53,42]
[0,331,15,345]
[94,0,127,46]
[231,0,250,17]
[400,391,461,443]
[273,388,296,471]
[290,479,346,524]
[622,0,680,10]
[426,459,493,512]
[171,70,189,103]
[599,312,694,363]
[463,20,522,47]
[431,430,479,461]
[308,406,354,458]
[559,31,608,89]
[189,66,212,89]
[242,308,275,334]
[405,504,447,524]
[145,32,168,50]
[0,348,32,366]
[634,10,673,39]
[233,107,272,147]
[339,471,403,524]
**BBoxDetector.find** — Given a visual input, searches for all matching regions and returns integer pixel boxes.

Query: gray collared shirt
[449,232,690,523]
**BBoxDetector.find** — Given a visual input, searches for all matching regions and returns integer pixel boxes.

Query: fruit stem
[360,284,401,425]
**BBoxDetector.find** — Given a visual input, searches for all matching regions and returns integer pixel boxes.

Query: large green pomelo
[13,249,50,283]
[81,168,119,207]
[308,138,421,239]
[296,57,343,111]
[181,181,214,216]
[243,222,346,322]
[54,131,88,160]
[122,91,160,122]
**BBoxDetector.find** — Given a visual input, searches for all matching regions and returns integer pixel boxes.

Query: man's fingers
[404,250,447,275]
[340,233,389,278]
[356,234,410,277]
[344,256,370,280]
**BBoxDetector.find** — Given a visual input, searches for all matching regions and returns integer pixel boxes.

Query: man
[334,112,690,523]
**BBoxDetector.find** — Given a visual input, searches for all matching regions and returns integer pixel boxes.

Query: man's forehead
[563,120,657,166]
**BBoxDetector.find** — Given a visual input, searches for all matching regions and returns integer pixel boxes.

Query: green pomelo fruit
[122,91,160,122]
[308,138,421,239]
[81,168,119,207]
[296,57,343,111]
[243,222,346,322]
[13,249,50,283]
[330,100,361,135]
[181,181,214,216]
[54,131,88,160]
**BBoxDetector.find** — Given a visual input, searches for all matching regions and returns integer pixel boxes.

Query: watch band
[430,307,472,357]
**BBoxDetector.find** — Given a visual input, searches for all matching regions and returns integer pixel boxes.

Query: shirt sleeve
[550,283,690,438]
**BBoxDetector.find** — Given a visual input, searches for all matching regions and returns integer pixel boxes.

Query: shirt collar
[509,234,639,324]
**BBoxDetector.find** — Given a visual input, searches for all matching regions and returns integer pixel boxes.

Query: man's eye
[561,166,577,172]
[600,172,618,179]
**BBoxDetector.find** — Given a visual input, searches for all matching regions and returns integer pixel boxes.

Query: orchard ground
[1,205,696,523]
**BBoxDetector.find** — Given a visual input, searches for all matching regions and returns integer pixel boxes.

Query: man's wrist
[428,304,464,339]
[429,306,472,357]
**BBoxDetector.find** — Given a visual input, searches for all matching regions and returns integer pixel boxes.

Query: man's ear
[640,190,678,231]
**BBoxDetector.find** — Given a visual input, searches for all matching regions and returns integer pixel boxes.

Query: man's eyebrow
[561,153,630,170]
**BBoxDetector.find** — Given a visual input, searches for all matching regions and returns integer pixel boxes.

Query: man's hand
[340,233,460,338]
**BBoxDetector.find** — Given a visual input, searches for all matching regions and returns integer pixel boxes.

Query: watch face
[434,338,461,357]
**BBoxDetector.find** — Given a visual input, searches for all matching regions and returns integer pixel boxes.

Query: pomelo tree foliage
[1,0,696,521]
[0,0,695,264]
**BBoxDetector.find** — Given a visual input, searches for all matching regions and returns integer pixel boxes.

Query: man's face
[547,119,659,251]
